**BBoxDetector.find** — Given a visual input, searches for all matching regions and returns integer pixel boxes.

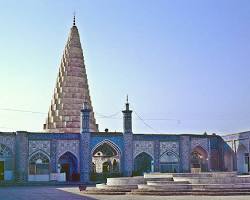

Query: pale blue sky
[0,0,250,135]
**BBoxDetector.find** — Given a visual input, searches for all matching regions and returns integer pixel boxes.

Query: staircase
[83,172,250,196]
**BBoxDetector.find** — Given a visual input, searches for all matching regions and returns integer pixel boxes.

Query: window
[29,152,50,175]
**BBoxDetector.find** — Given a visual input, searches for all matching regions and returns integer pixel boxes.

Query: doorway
[0,161,4,181]
[134,152,153,175]
[58,152,78,181]
[60,163,70,181]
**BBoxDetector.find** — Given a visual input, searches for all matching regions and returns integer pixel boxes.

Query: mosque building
[0,18,249,183]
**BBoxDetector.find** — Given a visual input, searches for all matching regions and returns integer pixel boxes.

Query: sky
[0,0,250,135]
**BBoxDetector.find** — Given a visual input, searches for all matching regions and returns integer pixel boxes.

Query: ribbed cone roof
[44,24,98,133]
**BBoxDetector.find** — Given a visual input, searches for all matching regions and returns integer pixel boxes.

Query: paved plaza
[0,186,250,200]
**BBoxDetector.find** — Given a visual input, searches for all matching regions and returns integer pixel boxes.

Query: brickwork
[44,24,98,133]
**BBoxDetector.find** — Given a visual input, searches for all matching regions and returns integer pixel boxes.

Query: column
[15,131,29,182]
[154,140,160,172]
[50,139,57,173]
[179,135,191,172]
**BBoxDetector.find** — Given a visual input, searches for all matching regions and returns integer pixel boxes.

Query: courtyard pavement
[1,186,250,200]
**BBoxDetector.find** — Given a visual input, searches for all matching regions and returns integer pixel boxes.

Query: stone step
[83,190,126,195]
[96,183,138,190]
[173,176,239,184]
[139,183,250,190]
[128,191,250,196]
[147,180,190,185]
[144,173,173,179]
[144,177,174,182]
[138,184,192,190]
[133,188,250,192]
[86,187,131,192]
[191,183,250,189]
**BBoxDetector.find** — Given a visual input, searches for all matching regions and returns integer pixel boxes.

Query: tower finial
[73,11,76,26]
[126,94,129,103]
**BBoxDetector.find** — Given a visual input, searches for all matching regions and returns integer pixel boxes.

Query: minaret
[79,101,91,183]
[122,95,133,133]
[122,96,133,176]
[44,16,98,133]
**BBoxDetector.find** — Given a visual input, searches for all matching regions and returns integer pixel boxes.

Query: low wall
[28,175,50,182]
[28,173,66,182]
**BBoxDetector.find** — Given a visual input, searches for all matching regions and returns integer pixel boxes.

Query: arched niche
[29,151,50,175]
[91,140,121,175]
[191,146,208,172]
[134,152,153,175]
[58,151,79,181]
[159,150,179,173]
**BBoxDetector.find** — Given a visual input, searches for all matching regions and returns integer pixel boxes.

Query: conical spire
[44,21,98,133]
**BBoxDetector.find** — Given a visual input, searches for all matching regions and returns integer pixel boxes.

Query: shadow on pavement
[0,186,100,200]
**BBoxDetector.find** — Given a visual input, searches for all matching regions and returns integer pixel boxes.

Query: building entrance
[58,152,78,181]
[60,163,70,181]
[0,161,4,180]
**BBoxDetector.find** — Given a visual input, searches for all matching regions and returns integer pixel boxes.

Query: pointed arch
[192,145,208,159]
[160,150,179,163]
[159,149,180,173]
[29,150,50,160]
[91,140,121,176]
[134,152,153,175]
[58,150,78,161]
[191,145,208,172]
[29,151,50,175]
[58,151,79,181]
[91,140,121,156]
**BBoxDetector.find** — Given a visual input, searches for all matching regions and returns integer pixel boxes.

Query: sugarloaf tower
[44,17,98,133]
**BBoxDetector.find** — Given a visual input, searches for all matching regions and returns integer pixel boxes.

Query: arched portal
[58,152,78,181]
[237,144,249,174]
[29,151,50,175]
[91,141,121,181]
[191,146,208,172]
[159,151,179,173]
[0,144,13,181]
[134,152,153,175]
